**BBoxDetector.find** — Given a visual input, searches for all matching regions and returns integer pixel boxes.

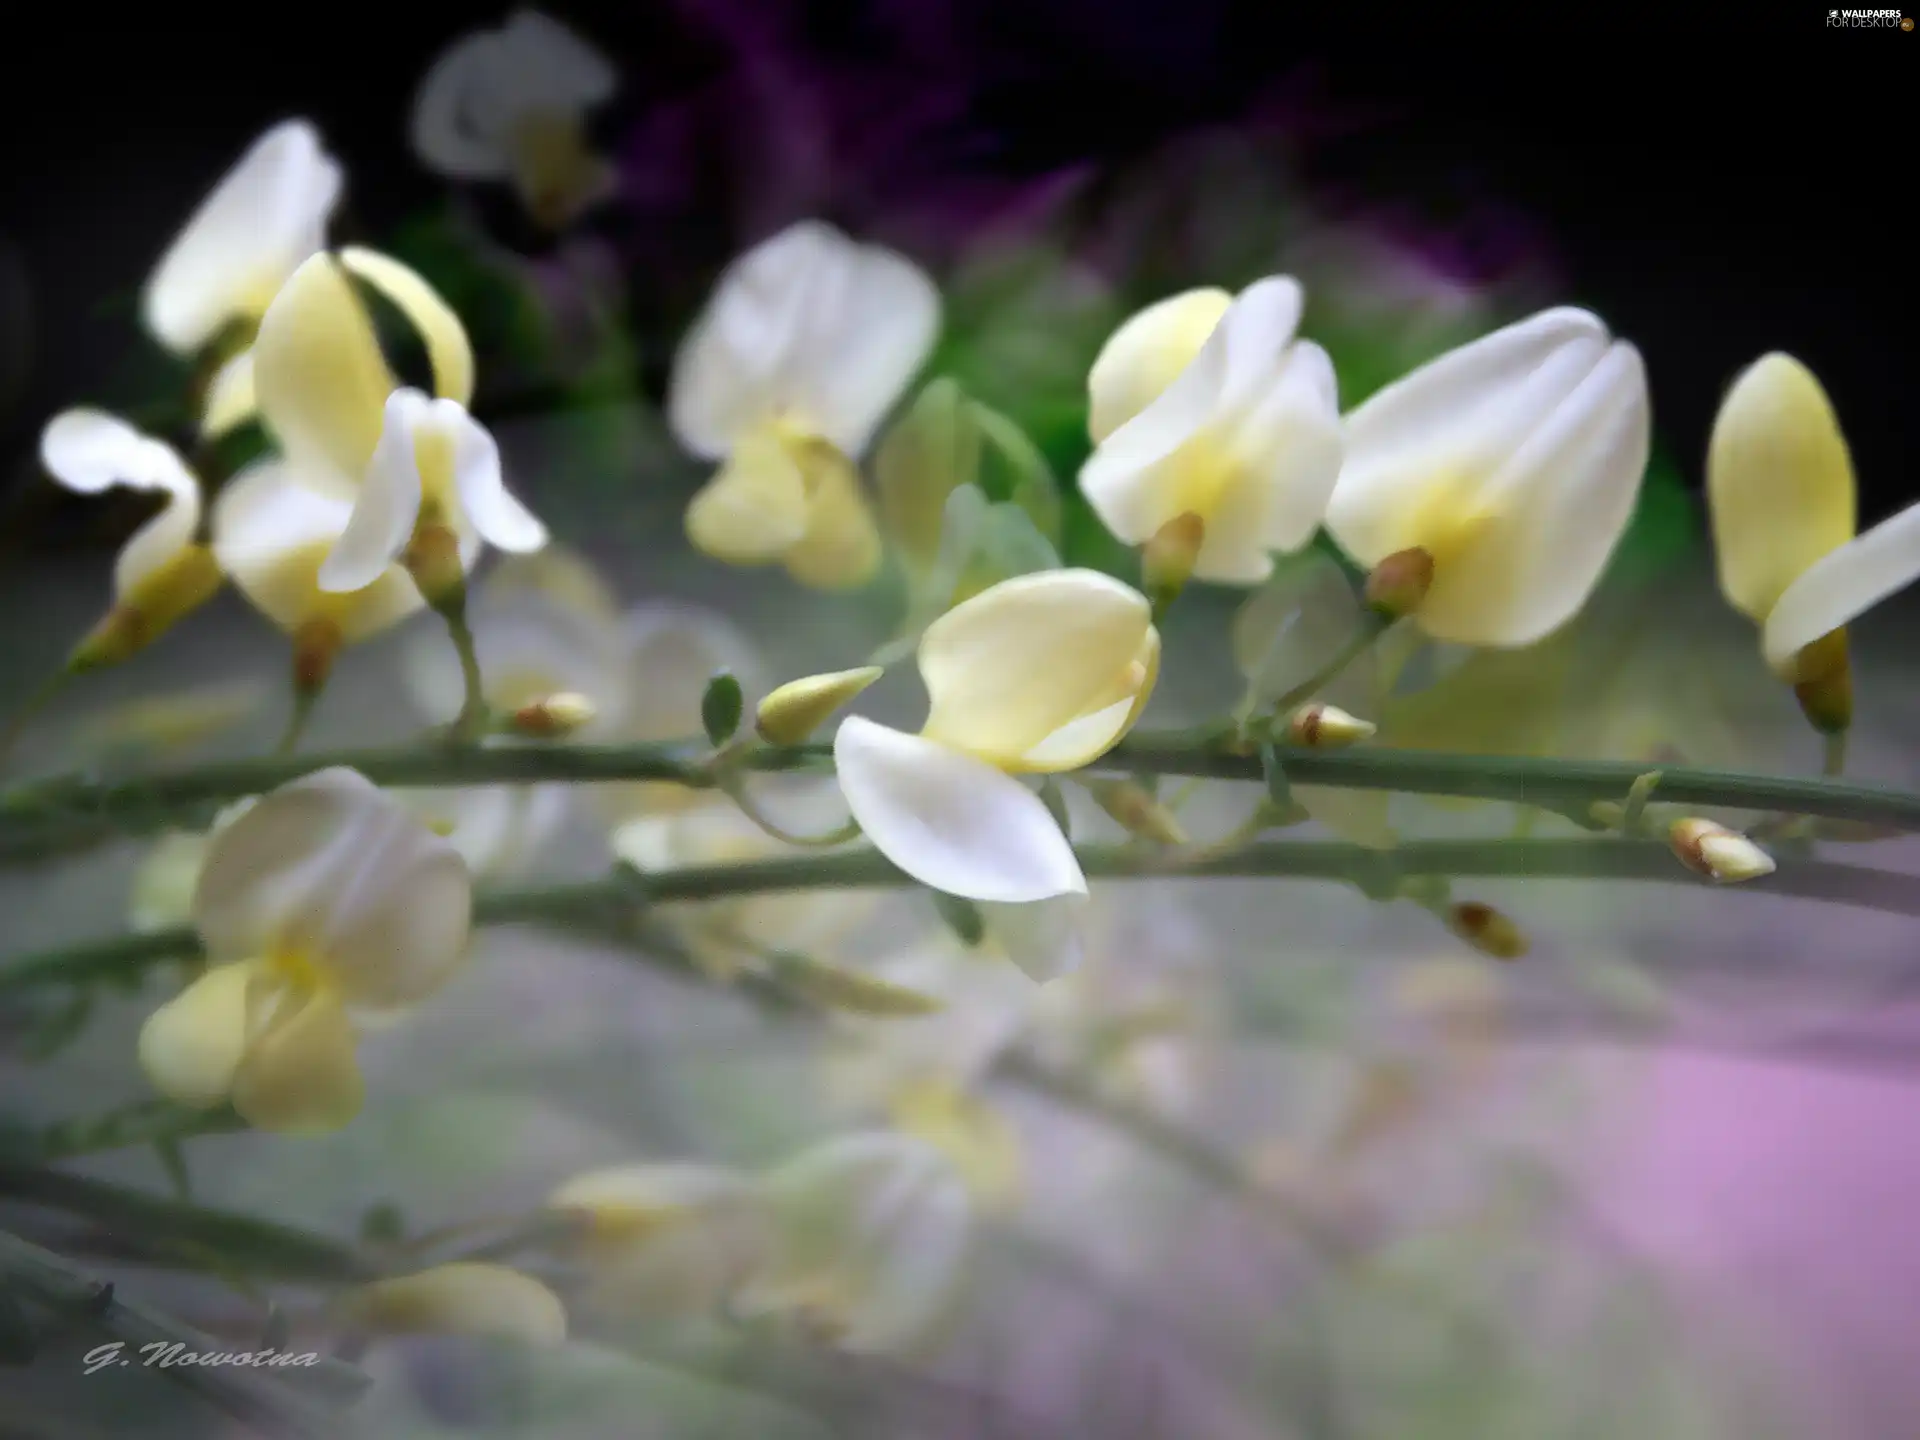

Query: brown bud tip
[1788,628,1852,735]
[1363,548,1435,619]
[1669,817,1775,884]
[404,524,467,611]
[292,617,344,698]
[1284,703,1377,749]
[1142,511,1206,608]
[1447,901,1528,961]
[509,692,597,739]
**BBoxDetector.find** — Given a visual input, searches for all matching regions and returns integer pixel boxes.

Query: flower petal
[142,120,342,355]
[319,390,431,593]
[1327,307,1611,567]
[137,962,257,1108]
[684,424,812,563]
[444,405,545,552]
[230,985,364,1134]
[834,718,1085,902]
[346,1263,567,1343]
[783,449,882,590]
[918,569,1152,763]
[409,31,515,177]
[40,408,194,496]
[1707,352,1857,623]
[668,221,938,460]
[253,253,395,481]
[200,350,258,439]
[979,895,1086,982]
[1087,287,1232,443]
[213,462,424,639]
[1763,501,1920,673]
[1417,341,1650,646]
[1231,339,1344,555]
[338,247,475,407]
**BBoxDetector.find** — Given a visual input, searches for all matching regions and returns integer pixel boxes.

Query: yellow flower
[833,569,1157,902]
[1080,279,1343,584]
[1327,307,1651,646]
[668,222,940,590]
[342,1263,565,1344]
[136,769,472,1134]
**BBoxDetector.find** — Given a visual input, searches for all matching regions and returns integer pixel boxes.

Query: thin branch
[5,730,1920,842]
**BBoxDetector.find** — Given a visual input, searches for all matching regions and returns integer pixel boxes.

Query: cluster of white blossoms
[28,45,1920,1373]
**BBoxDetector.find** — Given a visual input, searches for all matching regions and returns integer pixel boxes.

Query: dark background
[0,3,1913,533]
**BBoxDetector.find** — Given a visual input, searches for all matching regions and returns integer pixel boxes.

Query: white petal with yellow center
[142,119,342,355]
[251,254,395,482]
[1707,352,1857,623]
[833,718,1086,902]
[1086,287,1232,443]
[668,221,940,460]
[229,982,363,1134]
[212,462,427,641]
[137,962,256,1109]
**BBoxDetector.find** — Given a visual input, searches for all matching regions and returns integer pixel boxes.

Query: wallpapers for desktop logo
[1826,7,1912,24]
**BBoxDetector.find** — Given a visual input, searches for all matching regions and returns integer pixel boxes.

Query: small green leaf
[930,890,986,947]
[700,671,744,747]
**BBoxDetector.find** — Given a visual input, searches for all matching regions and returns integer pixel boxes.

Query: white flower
[735,1132,974,1356]
[832,569,1157,904]
[1326,306,1651,647]
[136,769,472,1134]
[549,1163,769,1326]
[410,10,618,229]
[141,119,342,360]
[667,221,940,590]
[127,799,259,933]
[38,410,222,661]
[218,247,542,642]
[392,784,570,883]
[1708,352,1920,684]
[1080,278,1343,584]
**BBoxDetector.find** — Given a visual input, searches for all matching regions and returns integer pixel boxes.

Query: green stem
[0,668,72,770]
[6,837,1919,996]
[1233,612,1392,732]
[438,601,490,743]
[275,686,318,756]
[1824,729,1849,778]
[5,729,1920,842]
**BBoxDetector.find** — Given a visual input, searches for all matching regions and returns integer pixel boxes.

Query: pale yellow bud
[68,546,224,672]
[341,1263,566,1345]
[1284,703,1376,749]
[1669,817,1775,884]
[404,522,467,611]
[1446,901,1528,960]
[1087,778,1188,845]
[508,691,598,739]
[755,666,884,746]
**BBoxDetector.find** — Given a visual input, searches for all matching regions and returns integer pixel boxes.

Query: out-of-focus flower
[141,120,342,436]
[735,1131,975,1356]
[341,1263,565,1344]
[611,798,864,979]
[136,769,472,1133]
[38,410,222,667]
[392,785,570,884]
[548,1162,768,1326]
[126,798,259,933]
[411,10,618,231]
[1327,307,1650,647]
[833,570,1156,904]
[667,221,939,589]
[1080,278,1342,584]
[1707,352,1920,735]
[72,678,267,764]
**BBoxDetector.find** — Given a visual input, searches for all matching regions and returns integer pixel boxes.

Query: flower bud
[508,691,597,739]
[340,1263,566,1345]
[67,546,224,672]
[755,667,884,746]
[291,617,344,697]
[1362,547,1434,619]
[1669,817,1775,884]
[1284,703,1376,749]
[1087,778,1188,845]
[403,523,467,611]
[1141,511,1205,614]
[1446,901,1528,960]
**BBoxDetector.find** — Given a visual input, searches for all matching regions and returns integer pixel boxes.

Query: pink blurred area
[1595,1032,1920,1438]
